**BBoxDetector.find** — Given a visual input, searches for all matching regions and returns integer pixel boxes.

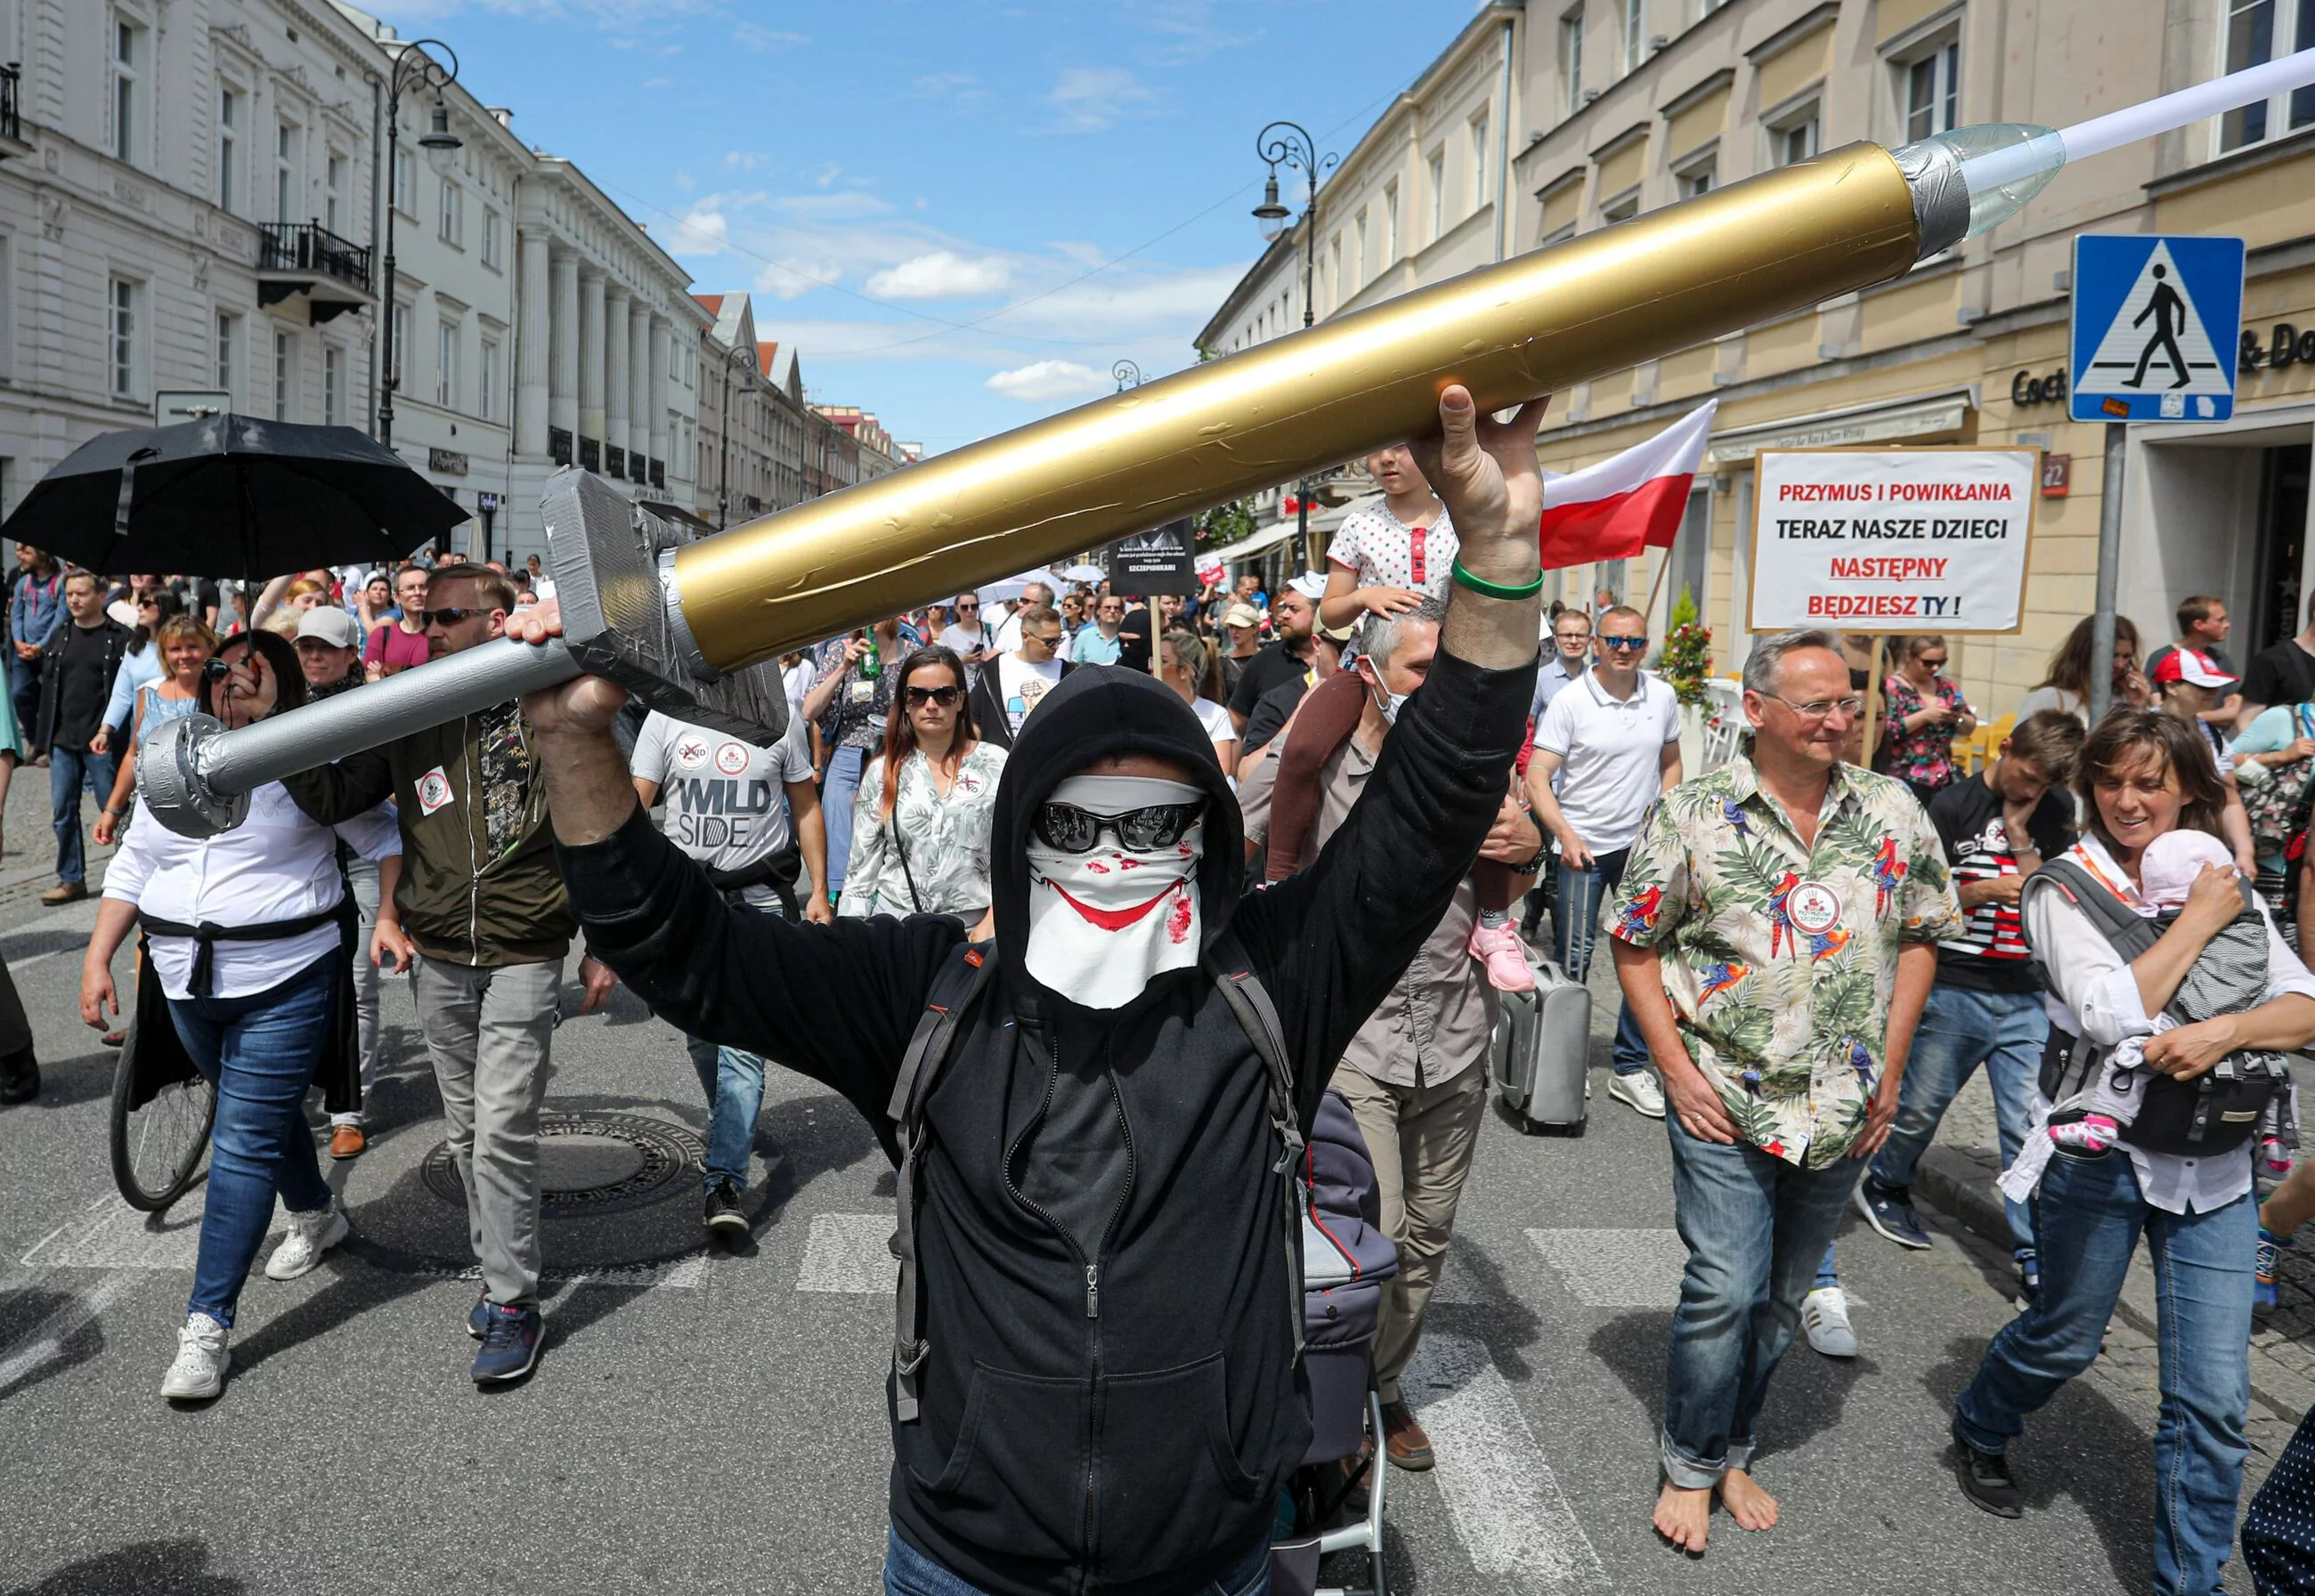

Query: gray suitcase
[1490,954,1592,1134]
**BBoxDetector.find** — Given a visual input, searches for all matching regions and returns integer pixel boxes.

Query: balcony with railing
[256,222,375,323]
[0,64,29,158]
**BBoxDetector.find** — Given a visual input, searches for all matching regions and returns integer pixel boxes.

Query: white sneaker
[160,1312,231,1400]
[1801,1285,1858,1358]
[1607,1070,1667,1118]
[264,1198,349,1281]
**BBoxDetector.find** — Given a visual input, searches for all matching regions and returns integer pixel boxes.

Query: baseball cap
[1287,572,1328,603]
[1222,602,1263,629]
[1317,616,1358,645]
[294,606,361,649]
[2151,648,2237,691]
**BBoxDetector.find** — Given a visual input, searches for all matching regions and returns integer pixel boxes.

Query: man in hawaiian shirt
[1609,628,1960,1553]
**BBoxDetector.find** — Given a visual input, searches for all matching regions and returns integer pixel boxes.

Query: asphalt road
[0,790,2183,1595]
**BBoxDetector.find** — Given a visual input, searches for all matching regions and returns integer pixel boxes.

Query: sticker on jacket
[415,766,455,815]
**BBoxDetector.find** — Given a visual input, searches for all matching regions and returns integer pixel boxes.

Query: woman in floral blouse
[840,645,1005,936]
[1877,633,1977,806]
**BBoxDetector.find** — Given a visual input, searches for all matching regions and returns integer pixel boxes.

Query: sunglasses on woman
[1034,799,1206,854]
[905,685,962,707]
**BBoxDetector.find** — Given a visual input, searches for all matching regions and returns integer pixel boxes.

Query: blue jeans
[1661,1114,1864,1487]
[167,955,336,1327]
[1551,848,1647,1074]
[883,1527,1270,1596]
[1871,982,2043,1254]
[823,743,866,903]
[50,745,118,884]
[1955,1149,2254,1596]
[686,1033,768,1193]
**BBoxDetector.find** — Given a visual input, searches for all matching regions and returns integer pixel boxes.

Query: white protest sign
[1747,448,2036,634]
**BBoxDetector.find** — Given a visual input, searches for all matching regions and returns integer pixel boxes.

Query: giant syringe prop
[140,48,2315,837]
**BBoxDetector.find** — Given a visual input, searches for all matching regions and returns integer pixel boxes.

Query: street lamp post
[378,41,463,449]
[1252,120,1336,574]
[715,340,755,531]
[1111,359,1141,392]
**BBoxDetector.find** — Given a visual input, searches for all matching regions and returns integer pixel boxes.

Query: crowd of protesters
[7,424,2315,1593]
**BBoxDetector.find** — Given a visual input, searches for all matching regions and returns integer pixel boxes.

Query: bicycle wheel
[110,1031,214,1212]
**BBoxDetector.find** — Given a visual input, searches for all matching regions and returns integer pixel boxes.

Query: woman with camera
[78,630,402,1403]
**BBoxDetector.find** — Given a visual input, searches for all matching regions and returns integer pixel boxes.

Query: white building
[337,8,705,565]
[0,0,384,518]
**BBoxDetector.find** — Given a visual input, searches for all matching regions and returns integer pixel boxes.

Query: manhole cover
[421,1111,705,1217]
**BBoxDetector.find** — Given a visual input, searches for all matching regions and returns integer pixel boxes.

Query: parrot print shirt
[1609,751,1962,1167]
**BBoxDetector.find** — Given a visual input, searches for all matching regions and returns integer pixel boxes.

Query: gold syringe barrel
[675,139,1925,671]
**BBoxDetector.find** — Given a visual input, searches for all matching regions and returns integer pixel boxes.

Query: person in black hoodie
[509,385,1547,1596]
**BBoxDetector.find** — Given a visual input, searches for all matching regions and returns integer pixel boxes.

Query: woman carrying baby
[1947,709,2315,1595]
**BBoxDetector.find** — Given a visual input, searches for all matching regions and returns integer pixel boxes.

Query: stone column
[550,251,580,443]
[579,269,605,448]
[604,287,630,472]
[516,227,550,458]
[647,317,671,473]
[628,300,652,470]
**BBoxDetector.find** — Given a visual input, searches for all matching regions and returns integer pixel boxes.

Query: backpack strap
[887,940,996,1423]
[1205,926,1308,1371]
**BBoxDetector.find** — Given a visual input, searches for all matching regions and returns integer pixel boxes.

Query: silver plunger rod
[210,636,579,793]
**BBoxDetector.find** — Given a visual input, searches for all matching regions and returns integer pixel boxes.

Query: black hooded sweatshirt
[558,648,1531,1596]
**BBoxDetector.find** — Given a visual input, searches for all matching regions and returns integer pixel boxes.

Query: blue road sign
[2070,234,2245,423]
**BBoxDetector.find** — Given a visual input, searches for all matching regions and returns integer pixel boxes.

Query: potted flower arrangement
[1657,588,1718,772]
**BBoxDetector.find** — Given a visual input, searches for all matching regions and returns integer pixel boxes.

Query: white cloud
[641,75,672,90]
[732,21,806,51]
[724,150,771,172]
[866,251,1011,301]
[914,72,985,103]
[987,361,1112,402]
[671,169,694,193]
[755,255,846,301]
[363,0,714,19]
[667,207,728,255]
[1047,67,1153,133]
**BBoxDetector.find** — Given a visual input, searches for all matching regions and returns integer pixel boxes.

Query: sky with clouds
[357,0,1477,456]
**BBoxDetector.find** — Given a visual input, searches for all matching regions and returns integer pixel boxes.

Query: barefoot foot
[1653,1479,1712,1552]
[1718,1468,1780,1531]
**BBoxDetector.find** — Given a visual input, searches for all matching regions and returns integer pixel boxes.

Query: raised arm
[508,605,956,1140]
[1235,385,1544,1091]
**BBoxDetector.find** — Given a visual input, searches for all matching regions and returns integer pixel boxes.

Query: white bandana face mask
[1024,774,1206,1009]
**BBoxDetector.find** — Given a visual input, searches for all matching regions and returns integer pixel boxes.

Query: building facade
[0,0,384,520]
[1197,2,1526,555]
[1198,0,2315,718]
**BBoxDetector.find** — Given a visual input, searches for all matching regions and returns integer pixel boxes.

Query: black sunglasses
[905,685,962,707]
[1599,635,1649,652]
[418,606,484,627]
[1035,799,1206,855]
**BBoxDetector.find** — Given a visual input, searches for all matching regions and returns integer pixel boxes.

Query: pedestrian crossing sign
[2069,234,2244,423]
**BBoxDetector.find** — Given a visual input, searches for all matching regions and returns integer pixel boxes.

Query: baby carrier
[2019,855,2290,1156]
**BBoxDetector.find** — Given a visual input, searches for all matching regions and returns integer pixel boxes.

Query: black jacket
[560,651,1531,1596]
[966,653,1076,750]
[35,617,130,754]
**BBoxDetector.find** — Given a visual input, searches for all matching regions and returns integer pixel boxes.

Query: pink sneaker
[1469,924,1535,992]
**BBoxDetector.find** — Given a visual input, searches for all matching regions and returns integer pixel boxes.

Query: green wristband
[1450,559,1545,601]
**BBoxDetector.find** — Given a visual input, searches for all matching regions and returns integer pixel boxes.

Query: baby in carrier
[2002,830,2293,1201]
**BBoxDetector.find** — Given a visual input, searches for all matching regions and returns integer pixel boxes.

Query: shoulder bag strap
[1205,926,1307,1371]
[887,941,995,1422]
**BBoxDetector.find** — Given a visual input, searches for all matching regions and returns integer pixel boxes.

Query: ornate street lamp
[1253,119,1336,572]
[1111,359,1141,392]
[716,339,758,530]
[378,41,462,448]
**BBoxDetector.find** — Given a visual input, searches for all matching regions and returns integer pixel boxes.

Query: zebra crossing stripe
[1403,1332,1607,1590]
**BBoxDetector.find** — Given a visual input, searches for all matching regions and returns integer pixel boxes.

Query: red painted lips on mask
[1048,879,1180,932]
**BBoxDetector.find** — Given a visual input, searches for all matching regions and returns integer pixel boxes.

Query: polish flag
[1538,401,1718,570]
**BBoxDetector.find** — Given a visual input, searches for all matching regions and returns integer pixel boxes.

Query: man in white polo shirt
[1525,604,1683,1117]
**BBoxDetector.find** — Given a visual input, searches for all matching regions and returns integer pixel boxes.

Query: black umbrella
[0,413,468,579]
